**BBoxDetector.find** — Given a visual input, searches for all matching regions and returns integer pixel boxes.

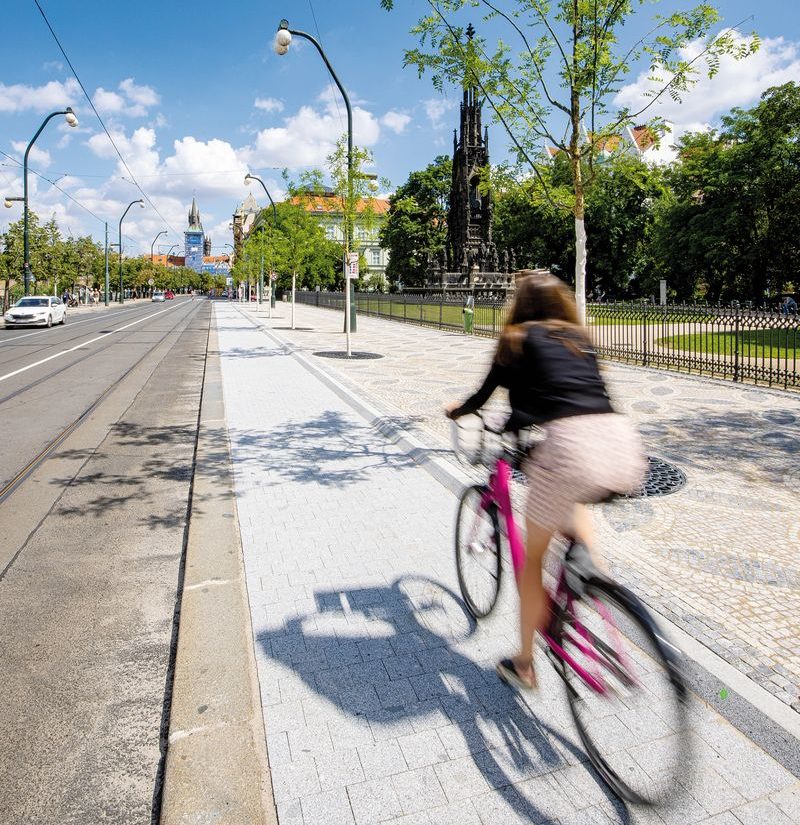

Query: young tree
[381,0,757,321]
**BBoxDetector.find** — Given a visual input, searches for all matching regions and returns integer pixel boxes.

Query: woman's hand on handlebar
[444,400,461,420]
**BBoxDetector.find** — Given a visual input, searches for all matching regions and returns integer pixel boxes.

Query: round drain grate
[313,350,384,360]
[629,456,686,498]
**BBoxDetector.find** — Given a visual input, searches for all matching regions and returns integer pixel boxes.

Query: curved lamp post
[118,200,145,303]
[15,108,79,295]
[163,243,179,264]
[150,230,168,263]
[274,19,354,352]
[244,173,278,321]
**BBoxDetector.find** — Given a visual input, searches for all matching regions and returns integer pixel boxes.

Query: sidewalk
[241,301,800,717]
[214,301,798,825]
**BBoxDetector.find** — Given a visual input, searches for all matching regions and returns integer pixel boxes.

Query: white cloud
[381,111,411,134]
[161,136,249,198]
[11,142,51,169]
[615,33,800,154]
[255,97,284,113]
[423,97,456,129]
[119,78,160,108]
[246,99,381,168]
[92,78,160,118]
[0,78,80,113]
[93,87,126,114]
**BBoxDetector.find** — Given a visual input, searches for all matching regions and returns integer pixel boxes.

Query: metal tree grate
[313,351,384,360]
[629,457,686,498]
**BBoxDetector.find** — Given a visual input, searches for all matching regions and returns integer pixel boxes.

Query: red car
[164,290,175,299]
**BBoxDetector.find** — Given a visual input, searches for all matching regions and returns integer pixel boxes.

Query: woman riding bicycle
[446,271,646,690]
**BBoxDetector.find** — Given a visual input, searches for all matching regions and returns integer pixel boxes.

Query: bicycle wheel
[553,578,690,806]
[455,484,502,619]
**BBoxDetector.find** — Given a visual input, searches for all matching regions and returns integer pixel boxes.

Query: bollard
[463,306,474,334]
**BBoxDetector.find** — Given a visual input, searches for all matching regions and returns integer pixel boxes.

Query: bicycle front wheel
[455,485,502,619]
[554,578,690,806]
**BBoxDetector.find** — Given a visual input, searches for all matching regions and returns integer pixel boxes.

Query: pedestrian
[781,296,797,315]
[445,270,646,690]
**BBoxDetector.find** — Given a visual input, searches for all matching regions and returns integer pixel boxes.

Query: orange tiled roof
[630,125,657,152]
[203,255,231,263]
[289,193,390,216]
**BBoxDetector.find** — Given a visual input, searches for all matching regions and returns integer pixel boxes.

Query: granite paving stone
[216,303,798,825]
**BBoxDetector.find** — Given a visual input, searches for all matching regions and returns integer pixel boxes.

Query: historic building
[232,193,260,261]
[243,186,391,282]
[184,198,207,273]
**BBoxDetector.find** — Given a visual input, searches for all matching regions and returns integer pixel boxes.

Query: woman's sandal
[496,658,537,691]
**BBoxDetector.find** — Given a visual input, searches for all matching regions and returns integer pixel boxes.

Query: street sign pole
[104,222,110,306]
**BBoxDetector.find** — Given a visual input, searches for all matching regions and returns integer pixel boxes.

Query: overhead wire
[32,0,179,237]
[0,149,107,226]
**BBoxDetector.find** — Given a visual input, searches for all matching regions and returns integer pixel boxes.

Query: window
[370,249,381,267]
[325,224,337,240]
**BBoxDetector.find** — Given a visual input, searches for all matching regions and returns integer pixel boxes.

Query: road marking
[0,302,188,385]
[0,305,144,345]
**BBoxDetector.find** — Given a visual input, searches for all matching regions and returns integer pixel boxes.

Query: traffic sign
[347,252,359,278]
[148,278,155,286]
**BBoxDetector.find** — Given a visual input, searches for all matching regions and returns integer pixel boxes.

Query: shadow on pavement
[256,576,630,824]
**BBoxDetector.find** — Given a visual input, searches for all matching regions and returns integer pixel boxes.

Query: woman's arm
[446,362,505,419]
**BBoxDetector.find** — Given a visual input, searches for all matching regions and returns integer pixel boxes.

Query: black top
[451,324,614,425]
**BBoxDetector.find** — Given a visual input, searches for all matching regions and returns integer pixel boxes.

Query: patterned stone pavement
[215,302,799,825]
[245,301,800,714]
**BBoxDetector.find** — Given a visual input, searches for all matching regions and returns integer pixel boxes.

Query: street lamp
[274,18,355,353]
[244,173,277,320]
[163,243,179,265]
[18,107,79,295]
[150,229,168,263]
[118,199,145,303]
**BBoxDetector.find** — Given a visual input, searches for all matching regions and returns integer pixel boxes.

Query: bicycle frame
[481,455,631,697]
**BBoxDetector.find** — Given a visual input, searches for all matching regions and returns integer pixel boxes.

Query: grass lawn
[657,329,800,360]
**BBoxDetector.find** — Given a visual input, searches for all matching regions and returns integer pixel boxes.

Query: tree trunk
[572,158,587,326]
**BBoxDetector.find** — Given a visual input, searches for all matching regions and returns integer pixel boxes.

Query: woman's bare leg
[511,519,553,685]
[570,504,610,574]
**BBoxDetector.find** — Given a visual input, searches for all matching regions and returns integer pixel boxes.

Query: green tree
[381,0,757,320]
[648,82,800,303]
[380,155,451,288]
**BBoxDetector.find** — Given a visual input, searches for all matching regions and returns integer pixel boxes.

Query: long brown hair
[495,270,591,365]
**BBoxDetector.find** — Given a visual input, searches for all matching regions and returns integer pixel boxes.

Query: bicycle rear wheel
[554,578,690,806]
[455,485,502,619]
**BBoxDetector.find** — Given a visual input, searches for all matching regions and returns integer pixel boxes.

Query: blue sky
[1,0,799,256]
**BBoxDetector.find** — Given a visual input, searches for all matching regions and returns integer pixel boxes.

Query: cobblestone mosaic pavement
[247,302,800,715]
[215,302,798,825]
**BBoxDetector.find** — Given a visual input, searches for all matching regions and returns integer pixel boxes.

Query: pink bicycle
[452,412,690,805]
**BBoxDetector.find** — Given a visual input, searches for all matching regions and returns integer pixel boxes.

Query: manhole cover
[313,351,384,360]
[628,456,686,498]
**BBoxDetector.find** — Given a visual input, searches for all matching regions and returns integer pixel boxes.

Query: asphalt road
[0,295,212,824]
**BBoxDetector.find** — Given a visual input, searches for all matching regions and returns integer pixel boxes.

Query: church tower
[447,25,493,276]
[184,198,205,272]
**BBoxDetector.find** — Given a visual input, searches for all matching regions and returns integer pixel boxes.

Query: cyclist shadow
[256,575,632,824]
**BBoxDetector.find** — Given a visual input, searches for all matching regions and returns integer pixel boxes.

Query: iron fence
[294,291,800,390]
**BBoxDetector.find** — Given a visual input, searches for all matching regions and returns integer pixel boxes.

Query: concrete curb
[238,305,800,779]
[159,320,276,824]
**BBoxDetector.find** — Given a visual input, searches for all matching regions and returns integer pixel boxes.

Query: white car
[4,295,66,328]
[151,290,165,302]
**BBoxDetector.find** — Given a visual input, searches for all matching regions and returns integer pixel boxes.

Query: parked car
[152,290,165,303]
[4,295,66,328]
[164,289,175,299]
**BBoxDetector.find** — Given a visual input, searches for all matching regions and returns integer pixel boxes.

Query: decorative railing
[293,291,799,390]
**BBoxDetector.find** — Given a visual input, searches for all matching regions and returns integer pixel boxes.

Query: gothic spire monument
[184,197,206,272]
[446,24,494,279]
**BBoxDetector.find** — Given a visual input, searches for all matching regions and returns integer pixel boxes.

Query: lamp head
[138,200,145,208]
[274,23,292,55]
[4,199,14,209]
[64,107,78,128]
[244,174,252,185]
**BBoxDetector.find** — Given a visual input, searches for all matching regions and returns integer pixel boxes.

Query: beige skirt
[523,413,646,535]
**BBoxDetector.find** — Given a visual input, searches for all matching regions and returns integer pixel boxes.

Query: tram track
[0,301,196,408]
[0,299,203,515]
[0,304,145,366]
